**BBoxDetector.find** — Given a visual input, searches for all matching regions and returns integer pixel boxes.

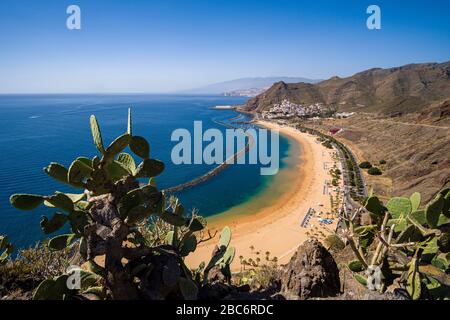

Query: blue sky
[0,0,449,93]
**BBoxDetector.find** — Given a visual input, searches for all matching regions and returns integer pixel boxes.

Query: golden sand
[185,121,339,271]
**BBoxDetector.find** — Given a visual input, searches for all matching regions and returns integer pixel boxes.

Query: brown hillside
[241,62,450,114]
[305,101,450,202]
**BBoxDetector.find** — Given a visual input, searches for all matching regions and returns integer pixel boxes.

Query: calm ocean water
[0,94,291,250]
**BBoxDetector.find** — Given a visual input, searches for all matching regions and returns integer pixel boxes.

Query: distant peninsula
[182,76,322,97]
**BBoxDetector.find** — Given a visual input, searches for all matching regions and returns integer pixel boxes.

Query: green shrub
[346,160,353,169]
[368,167,382,175]
[235,265,280,290]
[322,140,333,149]
[235,249,279,290]
[0,235,13,265]
[348,171,355,180]
[0,242,72,298]
[359,161,372,169]
[324,234,345,252]
[379,159,386,165]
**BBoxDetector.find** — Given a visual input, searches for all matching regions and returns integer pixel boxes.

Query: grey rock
[280,239,340,299]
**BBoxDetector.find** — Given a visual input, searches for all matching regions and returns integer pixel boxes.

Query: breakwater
[163,115,255,194]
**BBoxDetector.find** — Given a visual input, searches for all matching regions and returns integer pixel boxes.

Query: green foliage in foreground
[9,109,235,300]
[343,189,450,299]
[0,242,72,298]
[0,236,14,265]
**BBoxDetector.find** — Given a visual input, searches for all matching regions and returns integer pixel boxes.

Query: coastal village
[261,99,355,120]
[261,99,325,119]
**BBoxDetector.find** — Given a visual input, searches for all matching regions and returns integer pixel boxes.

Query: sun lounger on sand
[300,208,314,228]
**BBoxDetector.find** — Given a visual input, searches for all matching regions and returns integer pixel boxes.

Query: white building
[262,99,325,119]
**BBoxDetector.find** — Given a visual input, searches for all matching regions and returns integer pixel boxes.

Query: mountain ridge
[182,76,321,95]
[240,62,450,114]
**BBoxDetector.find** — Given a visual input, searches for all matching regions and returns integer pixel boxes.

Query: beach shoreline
[186,120,340,271]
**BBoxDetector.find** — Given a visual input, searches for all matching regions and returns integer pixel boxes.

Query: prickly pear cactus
[349,189,450,300]
[9,109,233,300]
[199,226,236,283]
[0,235,13,265]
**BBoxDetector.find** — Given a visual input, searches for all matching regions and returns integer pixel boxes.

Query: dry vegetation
[311,103,450,202]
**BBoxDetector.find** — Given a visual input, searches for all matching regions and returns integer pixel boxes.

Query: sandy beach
[186,120,340,271]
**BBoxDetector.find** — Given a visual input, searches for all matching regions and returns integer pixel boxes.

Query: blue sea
[0,94,291,250]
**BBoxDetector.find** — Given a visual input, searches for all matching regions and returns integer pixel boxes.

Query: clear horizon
[1,0,449,94]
